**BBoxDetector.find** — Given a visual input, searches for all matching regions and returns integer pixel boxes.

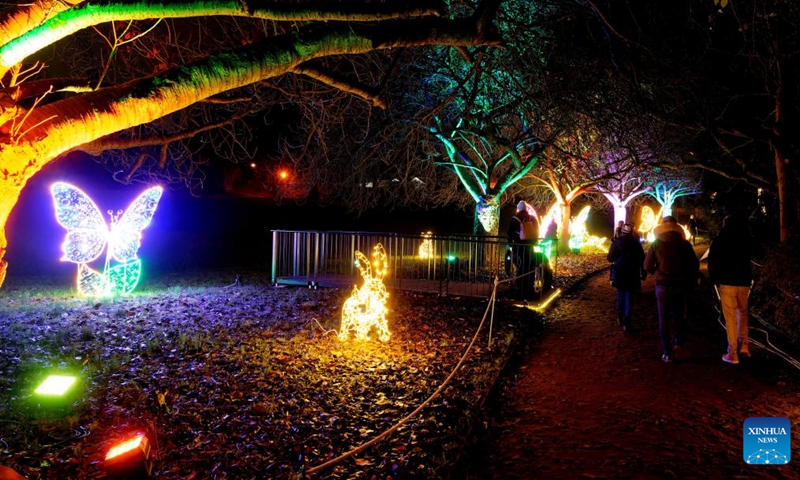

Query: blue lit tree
[408,1,559,234]
[645,173,702,218]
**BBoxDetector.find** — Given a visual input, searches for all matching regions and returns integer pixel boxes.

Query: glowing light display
[567,205,591,250]
[340,244,391,342]
[104,434,152,479]
[418,232,434,259]
[538,203,562,239]
[51,182,162,297]
[566,206,610,253]
[638,206,692,242]
[35,375,76,396]
[105,435,147,461]
[477,202,499,233]
[528,288,562,313]
[638,206,660,242]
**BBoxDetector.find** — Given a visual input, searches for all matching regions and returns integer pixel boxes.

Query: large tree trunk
[773,56,792,243]
[558,202,572,252]
[774,147,791,243]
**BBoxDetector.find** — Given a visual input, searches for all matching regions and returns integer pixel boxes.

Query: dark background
[5,153,481,282]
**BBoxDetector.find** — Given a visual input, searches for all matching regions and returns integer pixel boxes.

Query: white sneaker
[722,352,739,364]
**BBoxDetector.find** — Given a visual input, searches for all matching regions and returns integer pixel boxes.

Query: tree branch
[292,61,386,108]
[0,0,446,78]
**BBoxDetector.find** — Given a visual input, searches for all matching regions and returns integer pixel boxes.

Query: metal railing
[271,230,557,298]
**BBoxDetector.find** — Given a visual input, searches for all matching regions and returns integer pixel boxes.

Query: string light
[568,205,591,250]
[51,182,162,297]
[538,204,562,239]
[564,205,610,253]
[639,206,660,242]
[638,206,691,242]
[340,244,391,342]
[418,232,433,259]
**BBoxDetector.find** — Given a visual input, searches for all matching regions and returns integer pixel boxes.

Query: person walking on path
[644,216,700,362]
[507,202,539,299]
[607,223,646,332]
[614,220,624,238]
[707,214,763,365]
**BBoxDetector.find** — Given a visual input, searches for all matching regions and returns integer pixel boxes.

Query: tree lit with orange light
[0,1,501,288]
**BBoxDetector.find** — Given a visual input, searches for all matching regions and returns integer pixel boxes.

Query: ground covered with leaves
[1,258,603,480]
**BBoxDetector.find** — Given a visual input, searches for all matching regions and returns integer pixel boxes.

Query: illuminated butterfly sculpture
[51,182,163,297]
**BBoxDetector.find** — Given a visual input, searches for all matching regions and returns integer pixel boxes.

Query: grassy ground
[0,255,605,479]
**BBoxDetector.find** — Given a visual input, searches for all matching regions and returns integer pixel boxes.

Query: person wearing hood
[607,223,646,332]
[644,216,700,362]
[507,201,539,299]
[707,214,763,365]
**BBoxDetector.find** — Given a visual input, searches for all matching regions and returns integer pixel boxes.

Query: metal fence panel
[271,230,557,299]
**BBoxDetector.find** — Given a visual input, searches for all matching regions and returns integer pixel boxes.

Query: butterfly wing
[539,204,561,239]
[51,182,108,263]
[570,205,591,237]
[106,259,142,295]
[110,186,163,263]
[77,263,110,297]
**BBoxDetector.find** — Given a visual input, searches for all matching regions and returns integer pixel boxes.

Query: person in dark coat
[507,204,533,298]
[708,214,763,365]
[614,220,625,238]
[643,216,700,362]
[607,223,646,332]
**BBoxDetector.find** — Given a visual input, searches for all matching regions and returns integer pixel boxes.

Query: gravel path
[463,267,800,479]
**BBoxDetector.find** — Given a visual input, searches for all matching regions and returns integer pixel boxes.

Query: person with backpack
[507,201,539,299]
[607,223,646,333]
[644,216,700,362]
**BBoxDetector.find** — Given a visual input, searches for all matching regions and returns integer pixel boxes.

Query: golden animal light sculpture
[638,206,661,242]
[639,206,691,242]
[566,205,610,253]
[340,244,391,342]
[418,232,433,259]
[539,203,562,239]
[681,224,692,241]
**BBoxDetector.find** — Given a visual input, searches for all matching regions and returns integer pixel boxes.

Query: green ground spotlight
[32,373,81,416]
[35,375,76,396]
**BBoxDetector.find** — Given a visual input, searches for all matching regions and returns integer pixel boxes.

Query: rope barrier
[303,266,543,477]
[305,285,499,476]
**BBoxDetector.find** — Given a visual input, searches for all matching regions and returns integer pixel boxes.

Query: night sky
[5,152,479,281]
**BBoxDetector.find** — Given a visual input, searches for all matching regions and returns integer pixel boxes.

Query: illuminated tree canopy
[1,0,798,289]
[0,0,502,287]
[408,1,557,235]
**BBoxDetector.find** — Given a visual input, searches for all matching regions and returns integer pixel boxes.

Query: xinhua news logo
[743,417,791,465]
